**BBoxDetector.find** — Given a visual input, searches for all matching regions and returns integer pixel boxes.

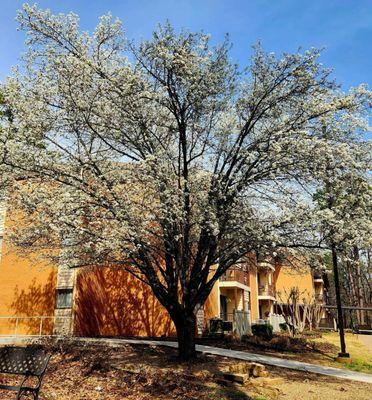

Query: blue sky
[0,0,371,90]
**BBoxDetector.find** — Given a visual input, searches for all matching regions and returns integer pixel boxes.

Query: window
[56,289,73,309]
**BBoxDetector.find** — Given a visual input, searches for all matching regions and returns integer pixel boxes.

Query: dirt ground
[0,342,371,400]
[270,367,371,400]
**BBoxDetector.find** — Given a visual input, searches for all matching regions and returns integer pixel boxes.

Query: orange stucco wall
[0,212,57,335]
[74,267,175,337]
[204,280,219,321]
[275,259,315,302]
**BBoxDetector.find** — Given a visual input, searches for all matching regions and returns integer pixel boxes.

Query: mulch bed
[0,340,370,400]
[0,343,241,400]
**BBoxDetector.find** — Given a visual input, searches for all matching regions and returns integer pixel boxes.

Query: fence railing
[218,310,251,336]
[234,310,251,336]
[253,314,285,332]
[0,316,73,337]
[220,268,250,286]
[321,306,372,331]
[220,312,234,322]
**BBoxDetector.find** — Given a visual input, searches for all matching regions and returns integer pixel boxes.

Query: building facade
[0,201,326,337]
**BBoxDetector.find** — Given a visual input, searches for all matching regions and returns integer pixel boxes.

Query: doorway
[220,295,227,321]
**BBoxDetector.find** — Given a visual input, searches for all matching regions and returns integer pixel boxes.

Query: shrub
[269,336,291,351]
[251,323,274,340]
[224,332,241,343]
[241,334,252,342]
[301,330,322,339]
[279,322,288,332]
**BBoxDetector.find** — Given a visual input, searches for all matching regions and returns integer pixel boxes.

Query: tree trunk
[174,311,197,361]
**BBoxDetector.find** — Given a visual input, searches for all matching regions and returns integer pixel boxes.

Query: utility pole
[325,175,349,359]
[331,243,349,358]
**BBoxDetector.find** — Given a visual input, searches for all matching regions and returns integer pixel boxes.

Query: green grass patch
[345,360,372,372]
[313,332,372,373]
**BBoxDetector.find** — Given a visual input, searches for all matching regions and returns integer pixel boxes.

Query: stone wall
[53,258,76,335]
[56,262,75,289]
[53,308,73,335]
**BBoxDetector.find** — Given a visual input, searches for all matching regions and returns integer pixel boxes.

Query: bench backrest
[0,347,50,376]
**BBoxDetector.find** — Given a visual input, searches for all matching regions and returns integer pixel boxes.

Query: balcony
[258,284,275,298]
[257,260,275,272]
[313,272,324,283]
[220,268,250,287]
[219,312,234,322]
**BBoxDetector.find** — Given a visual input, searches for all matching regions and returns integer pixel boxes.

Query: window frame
[56,288,74,309]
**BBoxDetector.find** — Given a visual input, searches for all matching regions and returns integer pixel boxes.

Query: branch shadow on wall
[7,271,56,335]
[74,267,174,338]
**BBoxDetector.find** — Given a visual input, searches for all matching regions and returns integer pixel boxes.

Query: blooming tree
[0,4,370,359]
[312,141,371,355]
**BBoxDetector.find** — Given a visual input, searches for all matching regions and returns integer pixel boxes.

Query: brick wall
[56,262,75,289]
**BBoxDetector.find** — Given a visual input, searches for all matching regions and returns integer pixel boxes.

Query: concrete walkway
[357,334,372,352]
[77,337,372,384]
[1,336,372,384]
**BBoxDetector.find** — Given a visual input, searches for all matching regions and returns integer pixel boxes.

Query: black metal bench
[0,347,50,399]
